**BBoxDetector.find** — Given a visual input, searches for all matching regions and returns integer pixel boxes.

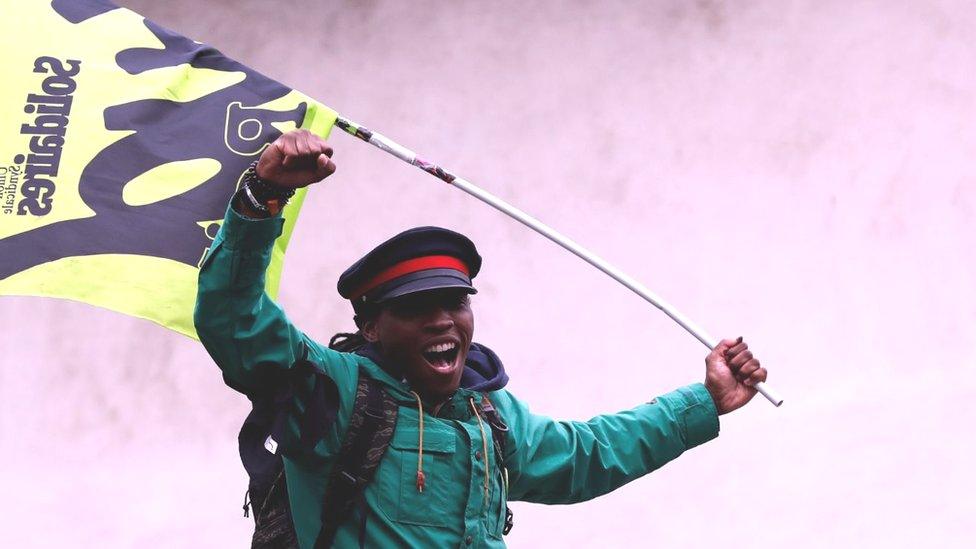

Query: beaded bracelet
[241,161,295,216]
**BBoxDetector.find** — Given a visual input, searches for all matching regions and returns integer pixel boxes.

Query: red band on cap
[349,255,470,301]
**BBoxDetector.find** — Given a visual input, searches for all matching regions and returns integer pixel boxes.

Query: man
[195,129,768,548]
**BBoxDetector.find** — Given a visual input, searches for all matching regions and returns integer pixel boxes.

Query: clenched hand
[704,337,768,415]
[256,129,336,188]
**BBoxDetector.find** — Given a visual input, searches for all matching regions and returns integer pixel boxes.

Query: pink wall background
[2,1,974,547]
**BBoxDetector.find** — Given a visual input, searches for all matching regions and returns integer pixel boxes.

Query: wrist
[703,380,727,415]
[241,161,294,216]
[232,188,271,219]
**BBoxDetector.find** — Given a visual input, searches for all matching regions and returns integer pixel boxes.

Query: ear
[360,317,380,343]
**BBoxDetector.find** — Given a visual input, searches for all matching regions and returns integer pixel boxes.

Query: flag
[0,0,336,338]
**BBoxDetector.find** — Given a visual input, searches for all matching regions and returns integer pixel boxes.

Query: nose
[424,307,454,332]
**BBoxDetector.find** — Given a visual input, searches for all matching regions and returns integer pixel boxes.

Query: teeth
[424,342,456,353]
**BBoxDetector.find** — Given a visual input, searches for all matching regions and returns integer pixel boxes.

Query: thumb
[315,153,336,179]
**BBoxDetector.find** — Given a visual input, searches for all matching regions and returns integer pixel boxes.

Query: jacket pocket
[385,426,457,527]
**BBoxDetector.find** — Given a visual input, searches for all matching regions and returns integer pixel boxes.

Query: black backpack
[241,352,512,548]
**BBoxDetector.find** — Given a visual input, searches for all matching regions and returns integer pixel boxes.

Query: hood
[459,342,508,392]
[356,341,509,392]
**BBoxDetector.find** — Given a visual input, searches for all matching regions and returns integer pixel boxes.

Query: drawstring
[469,398,490,502]
[410,391,426,492]
[406,393,491,502]
[480,394,509,494]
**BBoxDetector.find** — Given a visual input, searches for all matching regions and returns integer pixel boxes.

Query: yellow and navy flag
[0,0,336,338]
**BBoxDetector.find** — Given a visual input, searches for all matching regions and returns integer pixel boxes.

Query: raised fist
[256,129,336,188]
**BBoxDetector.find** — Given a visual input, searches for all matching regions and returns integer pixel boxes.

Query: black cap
[337,226,482,312]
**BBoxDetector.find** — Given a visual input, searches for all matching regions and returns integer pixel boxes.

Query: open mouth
[421,341,460,371]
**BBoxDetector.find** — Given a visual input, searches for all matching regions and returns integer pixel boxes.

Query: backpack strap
[314,370,398,549]
[480,394,515,535]
[249,467,299,549]
[245,344,339,549]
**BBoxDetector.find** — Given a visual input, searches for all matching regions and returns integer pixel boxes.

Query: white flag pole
[334,117,784,407]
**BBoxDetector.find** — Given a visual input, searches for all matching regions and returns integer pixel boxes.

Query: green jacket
[195,206,721,548]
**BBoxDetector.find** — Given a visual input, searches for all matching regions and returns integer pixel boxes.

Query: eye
[385,291,469,317]
[388,298,424,318]
[444,293,469,310]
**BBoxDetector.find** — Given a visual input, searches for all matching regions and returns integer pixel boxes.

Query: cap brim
[370,270,477,304]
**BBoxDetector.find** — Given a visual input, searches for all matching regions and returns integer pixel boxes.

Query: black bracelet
[243,161,295,204]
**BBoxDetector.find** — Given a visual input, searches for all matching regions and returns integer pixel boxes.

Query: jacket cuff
[219,201,285,252]
[659,383,720,449]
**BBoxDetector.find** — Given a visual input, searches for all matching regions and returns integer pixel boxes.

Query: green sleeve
[194,205,303,392]
[194,204,357,456]
[495,383,720,504]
